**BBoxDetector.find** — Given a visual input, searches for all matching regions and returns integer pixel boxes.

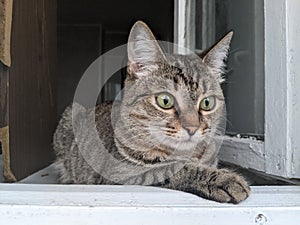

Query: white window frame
[0,1,300,223]
[0,183,299,225]
[174,0,300,178]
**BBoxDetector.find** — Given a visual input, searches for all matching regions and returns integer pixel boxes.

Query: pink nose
[184,126,198,136]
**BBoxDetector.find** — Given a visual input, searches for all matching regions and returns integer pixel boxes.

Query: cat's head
[114,21,232,164]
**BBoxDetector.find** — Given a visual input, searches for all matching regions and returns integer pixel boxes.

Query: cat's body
[53,21,250,203]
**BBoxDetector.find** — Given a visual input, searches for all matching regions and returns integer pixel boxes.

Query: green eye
[156,93,175,109]
[200,96,216,111]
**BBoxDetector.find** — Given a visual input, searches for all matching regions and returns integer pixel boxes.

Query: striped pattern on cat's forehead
[163,54,217,96]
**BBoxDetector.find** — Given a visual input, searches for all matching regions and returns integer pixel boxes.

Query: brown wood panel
[0,63,16,182]
[0,63,9,128]
[8,0,57,180]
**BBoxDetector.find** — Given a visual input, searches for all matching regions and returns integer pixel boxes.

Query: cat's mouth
[150,131,204,152]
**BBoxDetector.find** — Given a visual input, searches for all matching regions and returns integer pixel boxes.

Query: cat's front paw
[203,169,250,204]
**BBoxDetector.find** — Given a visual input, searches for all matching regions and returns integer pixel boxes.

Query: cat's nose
[184,126,198,136]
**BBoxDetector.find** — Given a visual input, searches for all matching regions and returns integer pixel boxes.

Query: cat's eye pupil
[156,93,174,109]
[204,99,210,106]
[200,96,215,111]
[163,97,169,105]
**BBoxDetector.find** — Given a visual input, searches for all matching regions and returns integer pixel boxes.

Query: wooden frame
[1,184,300,225]
[174,0,195,53]
[264,0,300,178]
[0,0,57,181]
[175,0,300,179]
[0,1,299,223]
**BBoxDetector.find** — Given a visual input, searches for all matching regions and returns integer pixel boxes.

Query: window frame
[1,183,300,224]
[174,0,300,178]
[0,1,300,222]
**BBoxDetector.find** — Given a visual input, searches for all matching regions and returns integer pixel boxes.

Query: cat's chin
[152,131,204,152]
[157,135,205,153]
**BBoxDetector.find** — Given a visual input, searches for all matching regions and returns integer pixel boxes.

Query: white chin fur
[151,132,202,152]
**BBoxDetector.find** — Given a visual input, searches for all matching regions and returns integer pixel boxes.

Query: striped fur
[53,21,250,203]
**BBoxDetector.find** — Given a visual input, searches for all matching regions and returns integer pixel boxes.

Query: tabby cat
[53,21,250,203]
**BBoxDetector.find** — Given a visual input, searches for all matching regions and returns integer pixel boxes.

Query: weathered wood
[0,184,299,225]
[174,0,196,53]
[0,126,16,182]
[286,0,300,178]
[265,0,300,178]
[218,136,265,172]
[0,0,13,66]
[0,63,9,128]
[8,0,57,180]
[0,63,16,181]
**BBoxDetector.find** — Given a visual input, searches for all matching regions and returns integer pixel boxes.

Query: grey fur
[53,21,250,203]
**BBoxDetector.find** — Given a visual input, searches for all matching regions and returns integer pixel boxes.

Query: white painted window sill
[0,183,299,225]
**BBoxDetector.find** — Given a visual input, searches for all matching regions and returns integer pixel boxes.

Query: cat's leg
[115,160,249,203]
[162,164,250,204]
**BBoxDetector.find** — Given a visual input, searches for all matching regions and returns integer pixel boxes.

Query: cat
[53,21,250,204]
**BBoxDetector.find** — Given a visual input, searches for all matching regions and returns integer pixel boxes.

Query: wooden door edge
[0,126,16,182]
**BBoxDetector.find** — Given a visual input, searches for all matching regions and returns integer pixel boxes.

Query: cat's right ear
[202,31,233,83]
[127,21,167,78]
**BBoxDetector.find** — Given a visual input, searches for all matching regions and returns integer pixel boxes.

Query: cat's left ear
[127,21,167,78]
[202,31,233,82]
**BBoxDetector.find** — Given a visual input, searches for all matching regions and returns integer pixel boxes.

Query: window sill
[0,183,299,225]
